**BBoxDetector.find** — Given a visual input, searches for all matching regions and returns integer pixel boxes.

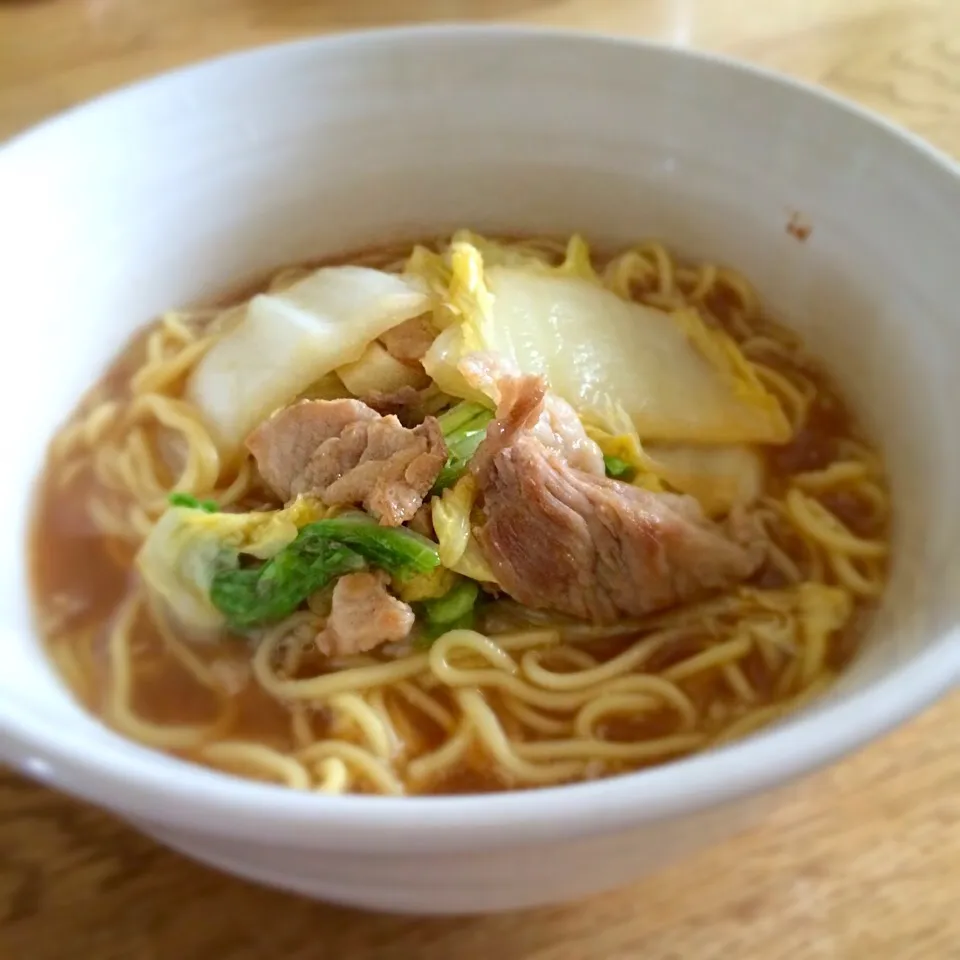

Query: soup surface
[30,232,890,796]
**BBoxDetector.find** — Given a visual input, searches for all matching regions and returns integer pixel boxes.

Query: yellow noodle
[715,266,761,318]
[785,489,887,558]
[153,311,200,345]
[684,263,718,301]
[377,688,431,756]
[719,305,755,342]
[405,723,475,784]
[836,437,884,473]
[713,674,835,745]
[856,481,891,524]
[515,732,704,763]
[573,693,661,739]
[764,539,805,584]
[86,495,135,542]
[91,443,129,494]
[793,461,869,491]
[122,428,170,504]
[427,631,696,719]
[830,553,886,597]
[298,741,404,796]
[753,363,813,431]
[107,594,232,750]
[258,643,429,700]
[127,394,221,497]
[758,497,828,582]
[603,250,655,298]
[290,705,315,750]
[213,456,256,508]
[642,242,675,297]
[644,291,687,311]
[661,636,753,683]
[148,596,229,691]
[49,642,93,708]
[501,696,572,736]
[50,399,119,462]
[542,647,599,671]
[775,659,802,698]
[200,741,311,790]
[53,457,87,490]
[431,630,520,676]
[367,689,403,754]
[519,631,679,690]
[750,620,796,673]
[490,629,564,654]
[722,662,756,702]
[131,335,216,394]
[329,692,393,759]
[314,757,350,795]
[394,681,457,734]
[457,690,585,785]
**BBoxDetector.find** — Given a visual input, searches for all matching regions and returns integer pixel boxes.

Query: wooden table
[2,1,959,957]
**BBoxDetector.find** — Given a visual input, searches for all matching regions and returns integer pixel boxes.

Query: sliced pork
[378,315,436,362]
[247,398,447,526]
[471,376,764,623]
[459,351,605,475]
[247,399,377,501]
[533,393,606,476]
[363,386,430,425]
[315,571,414,656]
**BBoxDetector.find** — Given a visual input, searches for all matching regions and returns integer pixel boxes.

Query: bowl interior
[0,28,958,828]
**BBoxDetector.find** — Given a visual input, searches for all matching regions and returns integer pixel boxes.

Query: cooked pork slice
[378,315,436,361]
[246,398,447,525]
[534,393,606,476]
[315,416,447,525]
[364,385,426,422]
[458,351,605,474]
[471,376,765,623]
[247,399,379,501]
[315,571,414,656]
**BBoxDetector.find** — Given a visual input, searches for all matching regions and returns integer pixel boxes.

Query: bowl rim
[3,22,959,851]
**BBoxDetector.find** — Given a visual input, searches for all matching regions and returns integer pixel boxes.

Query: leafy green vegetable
[304,513,440,574]
[416,580,480,647]
[208,511,441,630]
[168,492,219,513]
[138,499,328,636]
[603,455,635,481]
[423,580,479,626]
[437,401,490,436]
[211,537,365,630]
[433,401,494,492]
[392,566,458,603]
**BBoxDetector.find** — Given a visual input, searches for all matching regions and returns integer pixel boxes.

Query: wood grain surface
[2,1,959,957]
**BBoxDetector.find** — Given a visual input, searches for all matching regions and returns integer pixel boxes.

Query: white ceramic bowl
[1,25,959,915]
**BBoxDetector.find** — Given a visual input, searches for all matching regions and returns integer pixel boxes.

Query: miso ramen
[30,232,890,796]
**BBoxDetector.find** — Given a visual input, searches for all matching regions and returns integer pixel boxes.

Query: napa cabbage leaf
[584,411,765,515]
[136,496,328,636]
[431,476,498,583]
[185,266,430,463]
[417,238,791,446]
